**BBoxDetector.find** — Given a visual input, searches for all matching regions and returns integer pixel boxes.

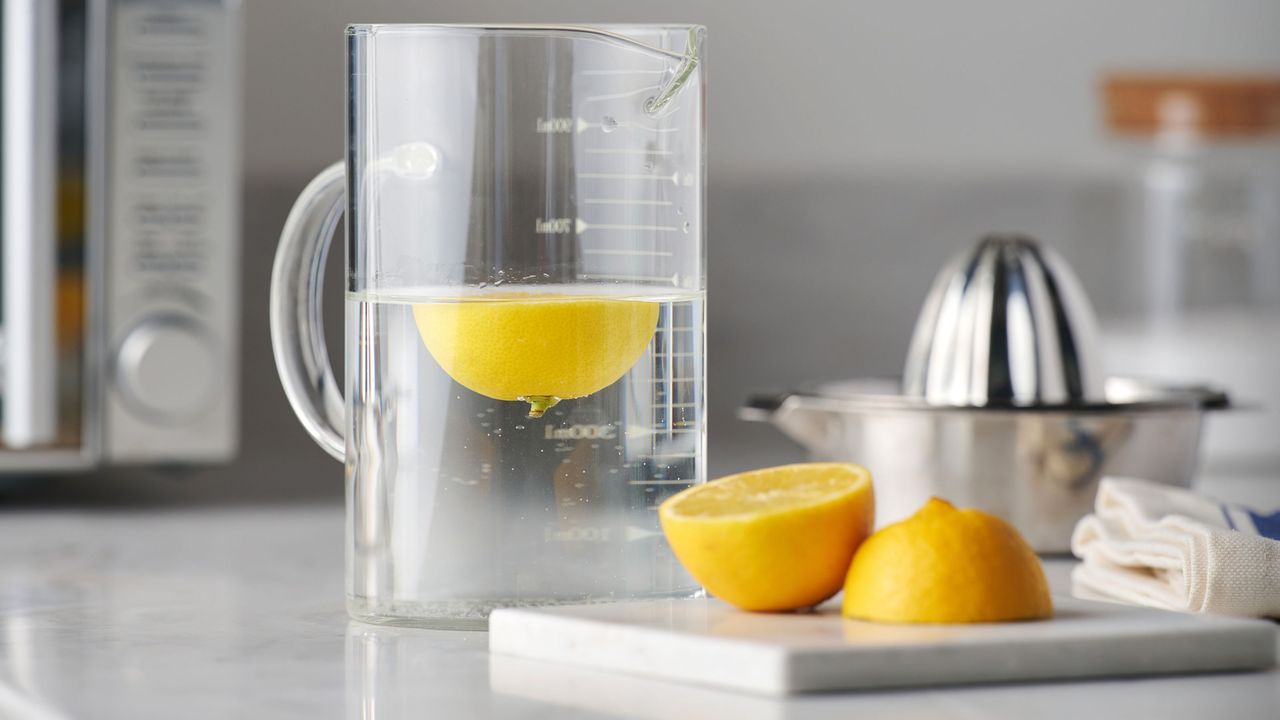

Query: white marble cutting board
[489,596,1276,695]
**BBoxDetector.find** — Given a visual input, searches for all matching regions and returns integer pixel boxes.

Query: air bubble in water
[682,221,691,234]
[601,116,619,133]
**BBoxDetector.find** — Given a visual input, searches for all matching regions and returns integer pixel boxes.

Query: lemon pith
[659,463,875,612]
[413,294,660,414]
[842,497,1053,624]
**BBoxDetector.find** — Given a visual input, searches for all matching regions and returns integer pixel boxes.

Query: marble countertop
[0,478,1277,719]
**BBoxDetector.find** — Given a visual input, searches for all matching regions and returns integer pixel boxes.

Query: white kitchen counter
[0,478,1277,719]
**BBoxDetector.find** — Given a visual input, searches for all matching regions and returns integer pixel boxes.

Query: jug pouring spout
[551,23,704,115]
[644,26,704,115]
[515,23,704,115]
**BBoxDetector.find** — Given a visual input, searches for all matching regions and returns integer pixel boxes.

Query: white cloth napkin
[1071,477,1280,617]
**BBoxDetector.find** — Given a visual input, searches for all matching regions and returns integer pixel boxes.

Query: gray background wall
[244,0,1280,178]
[26,1,1280,504]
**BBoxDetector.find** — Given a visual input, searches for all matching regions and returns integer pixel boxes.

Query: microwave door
[2,0,59,449]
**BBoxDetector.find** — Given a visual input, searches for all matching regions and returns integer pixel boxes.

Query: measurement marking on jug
[581,198,673,206]
[583,85,660,104]
[576,118,680,134]
[582,249,674,257]
[544,526,614,543]
[584,148,675,156]
[580,171,680,185]
[544,424,617,440]
[625,527,664,541]
[578,69,665,76]
[534,217,574,234]
[577,220,678,233]
[579,273,678,283]
[535,117,575,134]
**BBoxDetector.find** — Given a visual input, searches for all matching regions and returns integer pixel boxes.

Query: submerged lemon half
[659,463,875,612]
[842,497,1053,624]
[413,294,660,417]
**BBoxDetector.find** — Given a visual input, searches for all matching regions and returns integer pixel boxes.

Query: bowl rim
[741,376,1229,418]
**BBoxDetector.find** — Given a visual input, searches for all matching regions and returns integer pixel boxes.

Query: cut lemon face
[842,497,1053,624]
[659,463,875,612]
[413,294,660,417]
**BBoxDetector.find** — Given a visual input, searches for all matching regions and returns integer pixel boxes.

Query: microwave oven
[1,0,239,470]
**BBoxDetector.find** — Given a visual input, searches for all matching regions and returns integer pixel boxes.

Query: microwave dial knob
[116,315,218,422]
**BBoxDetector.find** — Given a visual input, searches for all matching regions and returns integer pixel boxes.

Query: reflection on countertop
[0,505,346,718]
[1,474,1278,718]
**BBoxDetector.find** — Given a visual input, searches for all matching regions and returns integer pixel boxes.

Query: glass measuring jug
[270,24,706,628]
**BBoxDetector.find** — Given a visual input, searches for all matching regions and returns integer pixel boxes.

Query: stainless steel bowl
[741,378,1227,553]
[740,234,1229,553]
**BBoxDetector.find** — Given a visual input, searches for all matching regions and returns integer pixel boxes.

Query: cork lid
[1103,73,1280,137]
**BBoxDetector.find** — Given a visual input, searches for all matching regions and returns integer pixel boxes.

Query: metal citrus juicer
[741,234,1229,552]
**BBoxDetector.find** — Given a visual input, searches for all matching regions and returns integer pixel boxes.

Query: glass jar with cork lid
[1100,73,1280,473]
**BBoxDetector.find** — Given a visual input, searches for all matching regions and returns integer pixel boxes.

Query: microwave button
[116,314,217,422]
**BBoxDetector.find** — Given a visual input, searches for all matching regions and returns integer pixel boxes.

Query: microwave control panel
[103,0,239,462]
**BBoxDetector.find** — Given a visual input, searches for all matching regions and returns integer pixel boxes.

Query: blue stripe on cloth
[1248,509,1280,540]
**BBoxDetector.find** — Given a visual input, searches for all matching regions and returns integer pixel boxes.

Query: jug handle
[269,162,346,461]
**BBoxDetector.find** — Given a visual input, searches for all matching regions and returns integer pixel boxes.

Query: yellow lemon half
[842,497,1053,624]
[659,463,875,612]
[413,295,659,416]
